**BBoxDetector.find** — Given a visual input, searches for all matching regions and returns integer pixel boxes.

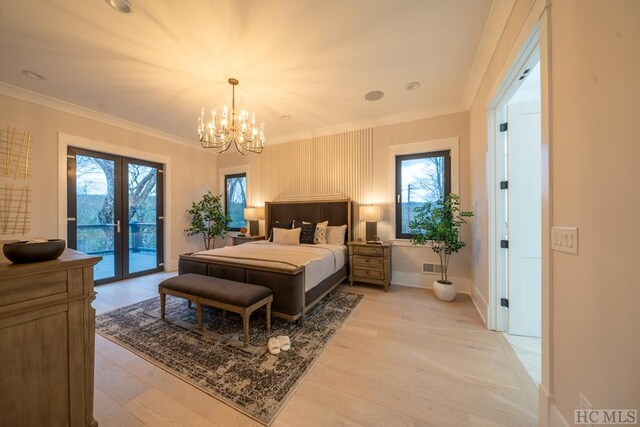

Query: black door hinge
[500,239,509,249]
[500,181,508,190]
[501,298,509,308]
[499,122,508,132]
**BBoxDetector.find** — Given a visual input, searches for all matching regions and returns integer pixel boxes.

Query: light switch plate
[552,227,578,255]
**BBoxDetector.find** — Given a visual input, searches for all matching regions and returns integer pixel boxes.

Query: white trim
[0,82,209,151]
[484,3,554,426]
[270,106,467,145]
[390,277,472,294]
[470,283,489,326]
[57,132,173,270]
[387,137,460,240]
[461,0,517,107]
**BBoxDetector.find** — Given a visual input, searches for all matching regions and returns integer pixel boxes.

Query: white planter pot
[433,280,457,302]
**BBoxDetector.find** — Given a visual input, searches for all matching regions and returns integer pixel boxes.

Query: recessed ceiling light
[105,0,133,14]
[22,70,46,80]
[405,81,420,91]
[281,115,292,120]
[364,90,384,101]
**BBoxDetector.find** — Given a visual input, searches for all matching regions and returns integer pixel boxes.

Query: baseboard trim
[470,284,488,326]
[540,385,570,427]
[390,280,471,296]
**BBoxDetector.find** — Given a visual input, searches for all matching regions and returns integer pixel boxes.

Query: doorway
[67,147,164,284]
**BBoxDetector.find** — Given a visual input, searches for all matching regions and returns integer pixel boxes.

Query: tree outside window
[395,150,451,239]
[225,173,247,230]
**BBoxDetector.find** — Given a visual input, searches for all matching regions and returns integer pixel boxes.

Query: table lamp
[243,207,265,236]
[359,205,382,242]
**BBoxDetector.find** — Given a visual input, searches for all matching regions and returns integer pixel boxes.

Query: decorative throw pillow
[272,227,301,245]
[314,221,329,244]
[269,221,292,242]
[326,224,348,245]
[299,222,317,244]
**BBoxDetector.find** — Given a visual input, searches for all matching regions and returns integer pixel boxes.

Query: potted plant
[185,191,231,250]
[409,193,474,301]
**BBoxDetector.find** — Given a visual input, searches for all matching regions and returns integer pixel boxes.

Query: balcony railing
[76,222,157,255]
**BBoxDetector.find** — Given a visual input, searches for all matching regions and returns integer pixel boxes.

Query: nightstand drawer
[353,268,384,280]
[353,255,384,269]
[353,245,384,256]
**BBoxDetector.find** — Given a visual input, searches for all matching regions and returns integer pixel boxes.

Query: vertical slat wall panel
[259,129,373,239]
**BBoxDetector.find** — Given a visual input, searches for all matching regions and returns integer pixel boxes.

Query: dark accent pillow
[299,222,317,244]
[269,221,292,242]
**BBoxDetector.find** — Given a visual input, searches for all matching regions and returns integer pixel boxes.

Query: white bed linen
[193,241,346,292]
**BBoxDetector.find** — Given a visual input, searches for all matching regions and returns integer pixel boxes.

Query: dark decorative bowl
[3,239,66,264]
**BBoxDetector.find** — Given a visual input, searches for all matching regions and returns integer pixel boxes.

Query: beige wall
[549,0,640,419]
[0,94,216,269]
[468,0,640,422]
[216,111,473,291]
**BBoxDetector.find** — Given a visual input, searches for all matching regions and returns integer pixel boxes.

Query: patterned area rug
[95,288,362,425]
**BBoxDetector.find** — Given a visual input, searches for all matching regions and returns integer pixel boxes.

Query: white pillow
[326,224,347,245]
[314,221,329,244]
[272,227,301,244]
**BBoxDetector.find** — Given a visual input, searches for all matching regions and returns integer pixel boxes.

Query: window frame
[394,150,452,240]
[224,172,247,231]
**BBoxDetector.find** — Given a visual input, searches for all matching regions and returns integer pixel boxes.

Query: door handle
[113,220,121,234]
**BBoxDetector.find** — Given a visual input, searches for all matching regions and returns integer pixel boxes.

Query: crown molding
[269,104,468,145]
[461,0,516,108]
[0,81,212,153]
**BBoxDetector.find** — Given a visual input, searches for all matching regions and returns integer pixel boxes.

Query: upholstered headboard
[265,199,353,243]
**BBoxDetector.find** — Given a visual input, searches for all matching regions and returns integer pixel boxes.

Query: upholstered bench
[158,273,273,347]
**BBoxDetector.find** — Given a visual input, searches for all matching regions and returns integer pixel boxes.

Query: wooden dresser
[0,249,101,426]
[347,241,392,292]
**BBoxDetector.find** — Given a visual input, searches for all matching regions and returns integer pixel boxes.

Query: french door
[67,147,164,284]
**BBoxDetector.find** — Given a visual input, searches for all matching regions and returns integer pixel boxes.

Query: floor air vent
[421,262,442,274]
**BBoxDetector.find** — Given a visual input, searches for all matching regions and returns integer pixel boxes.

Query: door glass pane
[128,163,157,274]
[399,155,446,235]
[76,155,115,281]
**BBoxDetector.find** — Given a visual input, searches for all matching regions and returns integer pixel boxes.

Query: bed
[178,199,352,322]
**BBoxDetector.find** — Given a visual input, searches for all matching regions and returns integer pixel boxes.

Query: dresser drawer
[353,245,384,256]
[353,268,384,280]
[353,255,384,269]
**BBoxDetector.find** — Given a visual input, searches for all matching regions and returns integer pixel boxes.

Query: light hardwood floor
[93,273,538,426]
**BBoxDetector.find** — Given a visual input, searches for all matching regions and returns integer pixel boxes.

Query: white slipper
[277,335,291,351]
[268,337,281,355]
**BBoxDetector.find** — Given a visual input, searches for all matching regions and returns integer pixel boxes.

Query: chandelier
[198,78,265,154]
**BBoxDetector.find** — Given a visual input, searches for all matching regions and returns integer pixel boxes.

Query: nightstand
[347,241,392,291]
[231,234,265,246]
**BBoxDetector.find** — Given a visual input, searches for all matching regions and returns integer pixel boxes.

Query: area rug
[95,288,363,425]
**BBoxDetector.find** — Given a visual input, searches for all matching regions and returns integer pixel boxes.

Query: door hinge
[67,217,76,221]
[158,216,164,220]
[500,181,508,190]
[501,298,509,308]
[500,239,509,249]
[499,122,508,132]
[158,169,164,173]
[158,263,165,267]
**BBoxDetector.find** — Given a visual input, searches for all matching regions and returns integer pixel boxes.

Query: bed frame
[178,199,352,322]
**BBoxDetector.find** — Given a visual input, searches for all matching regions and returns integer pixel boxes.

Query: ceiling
[0,0,494,144]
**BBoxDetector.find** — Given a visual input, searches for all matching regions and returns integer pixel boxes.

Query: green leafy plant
[185,191,231,250]
[409,193,474,284]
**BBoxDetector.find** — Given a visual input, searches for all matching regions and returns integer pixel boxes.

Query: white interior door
[506,98,541,337]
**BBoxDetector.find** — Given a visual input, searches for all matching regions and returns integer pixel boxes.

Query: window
[225,173,247,231]
[395,150,451,239]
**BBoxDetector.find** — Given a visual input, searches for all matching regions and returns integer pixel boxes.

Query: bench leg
[266,301,272,337]
[222,309,227,320]
[242,309,249,348]
[188,299,192,309]
[197,302,203,330]
[160,291,166,320]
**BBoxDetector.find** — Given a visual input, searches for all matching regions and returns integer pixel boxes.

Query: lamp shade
[359,205,381,221]
[243,207,265,220]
